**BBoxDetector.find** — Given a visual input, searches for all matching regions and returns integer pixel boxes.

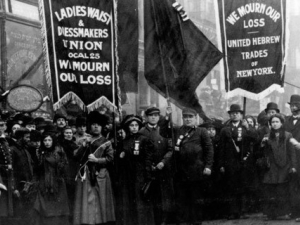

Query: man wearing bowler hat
[139,106,174,225]
[219,104,257,220]
[283,95,300,221]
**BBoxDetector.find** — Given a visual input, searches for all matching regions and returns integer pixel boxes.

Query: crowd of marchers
[2,94,300,225]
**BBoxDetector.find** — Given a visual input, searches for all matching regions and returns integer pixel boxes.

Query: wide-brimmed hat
[182,108,197,116]
[288,95,300,105]
[265,102,280,113]
[145,107,160,116]
[228,104,244,114]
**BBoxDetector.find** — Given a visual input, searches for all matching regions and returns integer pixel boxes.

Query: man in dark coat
[10,128,33,218]
[173,108,213,225]
[139,106,174,225]
[0,118,14,223]
[219,104,257,220]
[283,94,300,221]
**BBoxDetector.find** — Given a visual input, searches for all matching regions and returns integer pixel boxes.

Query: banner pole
[150,0,176,171]
[243,97,247,115]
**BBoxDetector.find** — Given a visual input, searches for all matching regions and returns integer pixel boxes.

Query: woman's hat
[228,104,244,114]
[122,115,143,129]
[265,102,280,113]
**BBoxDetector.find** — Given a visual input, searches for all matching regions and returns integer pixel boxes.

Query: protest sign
[217,0,286,100]
[39,0,119,111]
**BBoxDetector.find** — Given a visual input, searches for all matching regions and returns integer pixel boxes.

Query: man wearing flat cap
[139,106,174,225]
[283,95,300,221]
[219,104,257,220]
[171,107,213,225]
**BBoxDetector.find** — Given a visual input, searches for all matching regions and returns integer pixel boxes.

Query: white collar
[148,124,157,129]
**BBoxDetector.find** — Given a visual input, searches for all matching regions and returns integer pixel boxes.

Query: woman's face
[129,121,139,134]
[91,123,102,135]
[246,118,254,127]
[207,127,216,138]
[271,117,282,130]
[43,136,53,148]
[64,128,73,140]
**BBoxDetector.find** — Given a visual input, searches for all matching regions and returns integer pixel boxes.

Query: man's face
[23,133,31,144]
[26,124,36,131]
[56,118,66,128]
[77,125,86,135]
[182,114,197,127]
[266,109,277,117]
[290,103,300,115]
[0,122,7,135]
[229,111,243,122]
[91,123,102,135]
[147,113,160,125]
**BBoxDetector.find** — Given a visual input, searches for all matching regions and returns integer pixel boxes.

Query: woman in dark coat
[118,115,155,225]
[58,126,79,222]
[261,114,296,220]
[31,133,70,225]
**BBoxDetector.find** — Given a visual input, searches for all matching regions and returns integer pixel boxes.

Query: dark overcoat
[174,126,214,182]
[139,124,174,212]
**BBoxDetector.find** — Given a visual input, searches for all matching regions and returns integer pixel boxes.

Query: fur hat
[76,116,87,127]
[88,111,108,127]
[53,113,67,123]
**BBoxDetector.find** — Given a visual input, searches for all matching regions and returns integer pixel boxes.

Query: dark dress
[118,133,155,225]
[73,135,115,225]
[261,131,296,218]
[58,137,79,216]
[31,145,70,225]
[284,116,300,217]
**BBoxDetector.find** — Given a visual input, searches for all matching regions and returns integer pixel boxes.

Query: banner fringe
[225,84,284,101]
[53,92,85,111]
[87,96,117,113]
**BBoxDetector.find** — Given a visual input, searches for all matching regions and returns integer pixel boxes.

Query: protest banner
[39,0,120,112]
[216,0,287,100]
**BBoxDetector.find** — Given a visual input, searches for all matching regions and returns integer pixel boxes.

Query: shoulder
[285,131,293,138]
